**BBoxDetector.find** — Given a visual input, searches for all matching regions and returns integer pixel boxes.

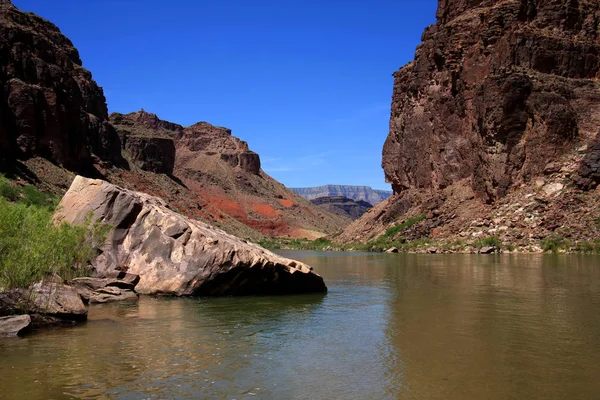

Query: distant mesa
[291,185,392,205]
[311,196,373,220]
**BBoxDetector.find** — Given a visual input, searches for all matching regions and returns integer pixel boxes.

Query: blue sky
[14,0,437,190]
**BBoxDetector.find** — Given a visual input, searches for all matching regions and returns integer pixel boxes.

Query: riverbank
[259,235,600,255]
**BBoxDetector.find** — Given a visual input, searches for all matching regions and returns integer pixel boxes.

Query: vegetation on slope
[0,176,108,289]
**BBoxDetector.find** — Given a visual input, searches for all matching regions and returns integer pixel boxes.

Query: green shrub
[0,175,58,208]
[258,239,281,250]
[0,176,19,202]
[540,236,569,253]
[20,185,56,208]
[0,198,109,289]
[473,235,502,249]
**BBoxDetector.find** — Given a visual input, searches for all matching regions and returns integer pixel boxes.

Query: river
[1,251,600,399]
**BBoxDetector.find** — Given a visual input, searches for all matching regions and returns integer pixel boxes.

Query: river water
[1,251,600,399]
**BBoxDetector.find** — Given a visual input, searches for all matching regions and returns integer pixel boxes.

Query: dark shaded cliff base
[338,0,600,251]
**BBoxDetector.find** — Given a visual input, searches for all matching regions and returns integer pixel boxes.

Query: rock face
[311,196,373,220]
[383,0,600,202]
[337,0,600,249]
[110,111,176,174]
[26,281,88,322]
[179,121,261,176]
[111,111,261,176]
[291,185,392,205]
[0,0,123,170]
[124,136,175,174]
[54,176,327,296]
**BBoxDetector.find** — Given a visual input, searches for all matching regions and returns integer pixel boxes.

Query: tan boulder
[54,176,327,296]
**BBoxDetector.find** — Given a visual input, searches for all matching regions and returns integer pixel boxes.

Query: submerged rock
[54,176,327,296]
[0,315,31,337]
[69,276,139,304]
[479,246,497,254]
[89,287,138,304]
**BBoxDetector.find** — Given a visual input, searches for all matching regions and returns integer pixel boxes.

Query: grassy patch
[383,215,425,239]
[0,175,57,208]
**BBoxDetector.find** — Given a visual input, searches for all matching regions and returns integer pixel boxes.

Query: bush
[0,198,109,289]
[473,235,502,249]
[540,236,569,253]
[0,176,20,202]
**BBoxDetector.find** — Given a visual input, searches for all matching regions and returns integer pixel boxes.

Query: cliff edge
[338,0,600,251]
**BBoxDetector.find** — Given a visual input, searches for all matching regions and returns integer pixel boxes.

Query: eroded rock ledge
[54,176,327,296]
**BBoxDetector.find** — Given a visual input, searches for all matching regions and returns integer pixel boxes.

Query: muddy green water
[1,252,600,399]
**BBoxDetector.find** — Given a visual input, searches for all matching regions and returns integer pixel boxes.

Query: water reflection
[1,252,600,399]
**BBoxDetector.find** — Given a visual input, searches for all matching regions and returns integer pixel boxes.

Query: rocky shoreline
[0,272,140,337]
[1,176,329,338]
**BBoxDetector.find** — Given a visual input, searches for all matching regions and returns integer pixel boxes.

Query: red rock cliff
[0,0,122,171]
[383,0,600,202]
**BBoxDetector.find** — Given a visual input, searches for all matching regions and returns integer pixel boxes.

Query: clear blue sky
[14,0,437,190]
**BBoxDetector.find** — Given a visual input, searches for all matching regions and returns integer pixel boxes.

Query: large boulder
[26,281,88,323]
[54,176,327,296]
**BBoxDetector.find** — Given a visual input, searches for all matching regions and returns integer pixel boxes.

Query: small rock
[386,247,399,253]
[542,182,564,197]
[427,247,438,254]
[543,162,561,175]
[534,178,546,190]
[89,288,138,304]
[0,315,31,337]
[104,272,141,288]
[479,246,496,254]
